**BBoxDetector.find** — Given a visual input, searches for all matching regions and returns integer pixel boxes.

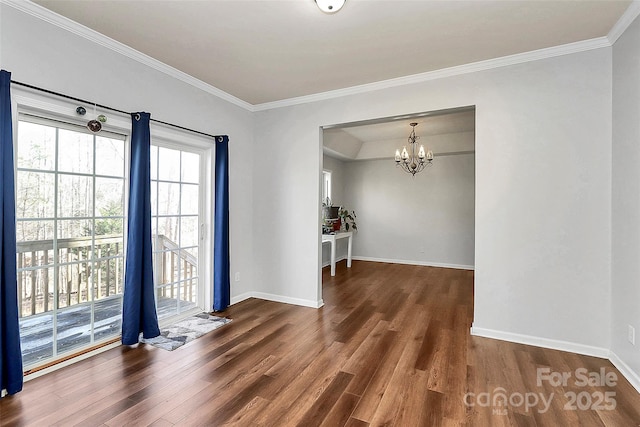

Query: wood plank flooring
[2,261,640,426]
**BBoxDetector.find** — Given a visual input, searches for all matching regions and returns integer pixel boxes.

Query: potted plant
[338,207,357,232]
[322,197,340,233]
[322,197,339,222]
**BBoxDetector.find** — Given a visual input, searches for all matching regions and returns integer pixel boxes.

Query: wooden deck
[19,296,198,368]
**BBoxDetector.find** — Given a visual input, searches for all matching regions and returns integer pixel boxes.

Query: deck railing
[154,235,198,305]
[16,234,197,318]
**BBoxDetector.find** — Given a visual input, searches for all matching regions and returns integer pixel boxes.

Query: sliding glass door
[15,115,126,368]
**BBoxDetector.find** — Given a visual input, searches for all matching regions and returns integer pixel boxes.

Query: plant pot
[323,206,339,220]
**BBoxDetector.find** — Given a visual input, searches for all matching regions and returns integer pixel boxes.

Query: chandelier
[394,122,433,176]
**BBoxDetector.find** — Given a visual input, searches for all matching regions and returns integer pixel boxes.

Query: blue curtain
[0,70,23,396]
[213,136,230,312]
[122,112,160,345]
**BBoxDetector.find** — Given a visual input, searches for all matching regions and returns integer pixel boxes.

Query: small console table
[322,231,353,276]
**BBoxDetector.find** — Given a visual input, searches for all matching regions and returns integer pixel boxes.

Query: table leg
[331,240,336,276]
[347,235,352,268]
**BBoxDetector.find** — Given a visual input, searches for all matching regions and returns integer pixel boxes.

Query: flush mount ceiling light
[315,0,345,14]
[394,122,434,176]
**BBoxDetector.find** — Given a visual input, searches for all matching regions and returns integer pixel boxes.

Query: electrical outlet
[234,272,240,282]
[629,325,636,346]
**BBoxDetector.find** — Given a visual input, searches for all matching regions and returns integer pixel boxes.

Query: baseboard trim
[231,292,323,309]
[609,351,640,395]
[230,292,253,305]
[352,256,474,271]
[470,326,610,359]
[24,340,122,383]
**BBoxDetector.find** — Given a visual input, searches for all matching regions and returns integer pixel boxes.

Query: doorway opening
[319,106,476,301]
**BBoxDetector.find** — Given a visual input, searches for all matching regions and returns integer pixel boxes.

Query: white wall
[345,152,475,268]
[254,48,612,351]
[0,3,255,304]
[612,13,640,389]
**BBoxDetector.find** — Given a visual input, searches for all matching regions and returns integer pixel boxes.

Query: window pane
[17,220,54,242]
[181,217,198,247]
[95,218,123,239]
[181,184,198,215]
[16,171,55,218]
[58,174,93,218]
[157,216,179,244]
[58,129,93,174]
[93,256,123,301]
[157,286,178,320]
[156,251,179,286]
[178,280,197,309]
[58,219,92,240]
[184,246,198,260]
[17,249,54,269]
[94,297,122,341]
[17,121,55,171]
[95,136,125,177]
[181,152,199,183]
[95,177,124,217]
[158,147,180,181]
[57,262,91,308]
[56,305,91,354]
[94,233,124,259]
[20,313,53,367]
[158,182,180,215]
[17,267,54,316]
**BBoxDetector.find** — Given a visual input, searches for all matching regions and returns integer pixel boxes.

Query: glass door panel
[150,145,202,320]
[16,116,126,369]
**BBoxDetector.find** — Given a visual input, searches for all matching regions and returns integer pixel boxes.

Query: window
[323,170,332,203]
[150,144,204,320]
[13,89,214,371]
[16,115,126,368]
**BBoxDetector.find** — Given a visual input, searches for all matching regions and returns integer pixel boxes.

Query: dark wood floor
[2,261,639,426]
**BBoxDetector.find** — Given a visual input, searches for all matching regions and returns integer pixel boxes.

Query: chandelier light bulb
[418,145,426,159]
[315,0,346,14]
[401,147,409,161]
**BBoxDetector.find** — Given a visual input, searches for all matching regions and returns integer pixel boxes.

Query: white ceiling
[32,0,631,106]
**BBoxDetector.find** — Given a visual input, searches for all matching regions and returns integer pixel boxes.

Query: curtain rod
[10,80,224,140]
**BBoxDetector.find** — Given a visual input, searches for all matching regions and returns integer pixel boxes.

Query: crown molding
[2,0,255,112]
[4,0,622,113]
[253,37,611,111]
[607,0,640,44]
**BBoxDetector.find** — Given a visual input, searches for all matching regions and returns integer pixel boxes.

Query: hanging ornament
[76,106,86,116]
[86,104,102,133]
[86,119,102,133]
